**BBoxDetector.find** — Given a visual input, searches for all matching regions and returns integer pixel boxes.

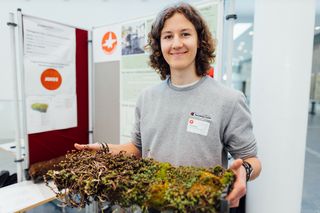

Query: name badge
[187,118,210,136]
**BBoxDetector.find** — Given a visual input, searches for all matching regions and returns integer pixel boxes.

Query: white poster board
[93,24,122,62]
[23,15,77,134]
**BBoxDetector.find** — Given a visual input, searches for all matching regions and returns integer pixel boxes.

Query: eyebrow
[161,28,192,35]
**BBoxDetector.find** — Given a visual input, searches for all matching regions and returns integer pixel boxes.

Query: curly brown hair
[147,3,216,80]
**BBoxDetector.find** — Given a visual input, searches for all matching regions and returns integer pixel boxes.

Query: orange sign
[101,31,118,54]
[40,68,62,90]
[208,67,214,78]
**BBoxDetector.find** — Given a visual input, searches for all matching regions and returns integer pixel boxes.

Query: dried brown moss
[29,155,65,183]
[45,150,235,212]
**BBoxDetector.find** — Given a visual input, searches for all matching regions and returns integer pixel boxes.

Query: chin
[170,62,194,71]
[170,65,188,70]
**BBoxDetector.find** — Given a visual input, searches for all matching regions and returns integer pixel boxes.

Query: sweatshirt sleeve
[223,92,258,159]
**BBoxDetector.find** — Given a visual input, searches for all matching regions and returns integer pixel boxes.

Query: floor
[0,109,319,213]
[301,112,320,213]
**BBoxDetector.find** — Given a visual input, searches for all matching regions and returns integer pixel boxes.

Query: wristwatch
[242,161,254,182]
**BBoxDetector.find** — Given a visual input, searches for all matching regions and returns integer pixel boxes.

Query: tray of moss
[45,150,235,213]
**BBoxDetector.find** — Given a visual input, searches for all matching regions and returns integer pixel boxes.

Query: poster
[121,21,146,55]
[93,24,122,62]
[23,16,77,134]
[198,3,219,37]
[120,69,161,143]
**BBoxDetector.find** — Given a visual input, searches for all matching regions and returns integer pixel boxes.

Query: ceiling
[233,0,320,66]
[8,0,320,65]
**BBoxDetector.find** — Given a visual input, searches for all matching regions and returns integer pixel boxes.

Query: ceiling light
[249,31,254,36]
[233,23,252,40]
[222,73,227,81]
[315,26,320,31]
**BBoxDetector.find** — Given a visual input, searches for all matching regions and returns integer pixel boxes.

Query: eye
[162,34,173,40]
[181,32,191,37]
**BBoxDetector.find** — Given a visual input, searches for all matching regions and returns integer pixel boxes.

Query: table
[0,180,56,213]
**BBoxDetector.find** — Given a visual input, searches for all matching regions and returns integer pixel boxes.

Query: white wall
[0,0,204,140]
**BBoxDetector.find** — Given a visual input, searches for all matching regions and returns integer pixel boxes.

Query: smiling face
[160,13,198,74]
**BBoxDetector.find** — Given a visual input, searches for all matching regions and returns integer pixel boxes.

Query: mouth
[170,51,187,55]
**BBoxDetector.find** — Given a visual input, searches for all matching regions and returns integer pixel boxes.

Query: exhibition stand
[1,0,236,212]
[3,8,91,213]
[7,9,90,182]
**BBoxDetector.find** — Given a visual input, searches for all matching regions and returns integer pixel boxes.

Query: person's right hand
[74,143,102,151]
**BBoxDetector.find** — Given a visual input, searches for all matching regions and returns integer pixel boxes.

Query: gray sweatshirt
[131,76,257,168]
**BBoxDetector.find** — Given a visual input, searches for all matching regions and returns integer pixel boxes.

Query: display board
[20,15,89,165]
[23,16,77,134]
[92,1,221,144]
[120,18,161,144]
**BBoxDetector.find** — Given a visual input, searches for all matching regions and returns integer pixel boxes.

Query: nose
[172,36,183,49]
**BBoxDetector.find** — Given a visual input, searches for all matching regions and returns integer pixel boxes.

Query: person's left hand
[225,158,247,208]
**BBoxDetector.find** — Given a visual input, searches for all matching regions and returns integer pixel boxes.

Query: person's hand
[225,158,247,208]
[74,143,102,151]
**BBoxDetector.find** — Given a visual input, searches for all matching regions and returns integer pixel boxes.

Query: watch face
[249,167,254,176]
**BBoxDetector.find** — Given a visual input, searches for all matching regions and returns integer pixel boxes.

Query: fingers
[74,143,103,151]
[229,158,243,170]
[229,199,240,208]
[225,180,246,207]
[226,158,246,208]
[74,143,96,150]
[74,143,88,150]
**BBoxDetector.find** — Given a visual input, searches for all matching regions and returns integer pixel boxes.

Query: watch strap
[242,161,253,182]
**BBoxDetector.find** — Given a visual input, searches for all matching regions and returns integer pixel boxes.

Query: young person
[75,2,261,208]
